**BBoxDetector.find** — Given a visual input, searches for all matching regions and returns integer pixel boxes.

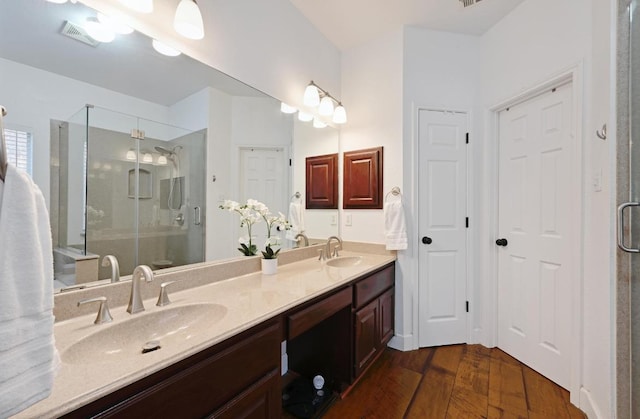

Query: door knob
[496,238,508,246]
[422,236,433,245]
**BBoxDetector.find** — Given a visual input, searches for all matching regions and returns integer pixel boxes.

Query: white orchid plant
[219,199,290,258]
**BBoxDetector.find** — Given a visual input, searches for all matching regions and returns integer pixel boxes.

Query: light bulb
[303,83,320,107]
[84,17,115,43]
[152,39,181,57]
[313,118,327,129]
[46,0,68,4]
[174,0,204,40]
[280,103,297,114]
[119,0,153,14]
[97,13,133,35]
[298,111,313,122]
[332,103,347,124]
[157,155,168,165]
[318,96,334,116]
[143,153,153,163]
[126,150,136,160]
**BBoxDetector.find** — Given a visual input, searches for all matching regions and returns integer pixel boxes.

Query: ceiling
[288,0,527,51]
[0,0,265,107]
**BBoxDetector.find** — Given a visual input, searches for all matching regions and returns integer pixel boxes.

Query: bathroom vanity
[17,246,395,418]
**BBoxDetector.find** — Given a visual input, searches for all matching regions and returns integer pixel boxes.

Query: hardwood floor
[322,344,586,419]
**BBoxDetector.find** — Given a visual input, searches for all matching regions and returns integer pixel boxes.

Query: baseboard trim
[388,334,415,351]
[579,387,603,419]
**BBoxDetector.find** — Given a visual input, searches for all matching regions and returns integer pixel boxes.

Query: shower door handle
[194,206,201,226]
[617,202,640,253]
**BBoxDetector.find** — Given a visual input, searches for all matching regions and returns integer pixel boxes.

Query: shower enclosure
[618,1,640,417]
[52,105,206,287]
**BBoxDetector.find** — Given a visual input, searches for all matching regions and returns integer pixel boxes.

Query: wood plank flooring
[322,344,586,419]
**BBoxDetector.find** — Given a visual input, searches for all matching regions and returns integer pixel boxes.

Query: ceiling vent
[460,0,482,7]
[60,21,100,47]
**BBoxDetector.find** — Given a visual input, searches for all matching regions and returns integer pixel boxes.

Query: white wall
[481,0,610,416]
[80,0,341,111]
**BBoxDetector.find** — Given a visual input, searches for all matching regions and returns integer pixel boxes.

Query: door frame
[487,65,583,403]
[414,106,473,347]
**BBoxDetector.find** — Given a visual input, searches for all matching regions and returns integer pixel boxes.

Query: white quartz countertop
[16,251,395,418]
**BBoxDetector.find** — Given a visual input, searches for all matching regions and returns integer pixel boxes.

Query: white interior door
[418,109,468,347]
[239,147,287,243]
[497,82,574,389]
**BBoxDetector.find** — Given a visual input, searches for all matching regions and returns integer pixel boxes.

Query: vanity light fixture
[303,82,320,107]
[174,0,205,40]
[280,103,297,114]
[126,150,137,160]
[332,103,347,124]
[313,118,327,129]
[97,13,133,35]
[152,39,182,57]
[46,0,69,4]
[298,111,313,122]
[302,80,347,124]
[142,152,153,163]
[157,155,168,165]
[84,17,115,43]
[119,0,153,14]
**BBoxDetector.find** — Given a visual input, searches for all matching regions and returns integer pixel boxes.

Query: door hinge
[466,301,469,313]
[466,217,469,228]
[289,159,292,166]
[466,133,469,144]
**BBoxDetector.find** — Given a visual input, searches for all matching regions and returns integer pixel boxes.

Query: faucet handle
[332,244,341,258]
[318,248,326,262]
[78,297,113,325]
[156,281,176,307]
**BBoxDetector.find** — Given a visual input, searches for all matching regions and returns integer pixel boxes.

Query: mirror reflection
[0,0,339,292]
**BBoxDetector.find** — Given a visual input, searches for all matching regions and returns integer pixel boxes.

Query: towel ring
[385,187,401,202]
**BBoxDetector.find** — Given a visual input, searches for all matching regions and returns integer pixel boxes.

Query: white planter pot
[261,258,278,275]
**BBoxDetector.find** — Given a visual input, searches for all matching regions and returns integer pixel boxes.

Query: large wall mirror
[0,0,339,292]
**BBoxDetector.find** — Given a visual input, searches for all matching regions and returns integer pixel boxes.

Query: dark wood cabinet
[305,153,338,209]
[353,264,395,378]
[343,147,383,209]
[63,321,281,419]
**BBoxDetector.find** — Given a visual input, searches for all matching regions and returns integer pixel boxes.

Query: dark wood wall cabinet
[305,153,338,209]
[343,147,383,209]
[63,262,395,419]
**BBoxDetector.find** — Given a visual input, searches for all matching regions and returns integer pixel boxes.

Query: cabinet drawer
[354,265,394,309]
[288,287,352,339]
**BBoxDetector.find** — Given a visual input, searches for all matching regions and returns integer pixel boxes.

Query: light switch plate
[345,213,352,226]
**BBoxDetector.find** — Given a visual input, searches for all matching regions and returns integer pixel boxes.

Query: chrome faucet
[101,255,120,283]
[127,265,154,314]
[325,236,342,259]
[294,233,309,247]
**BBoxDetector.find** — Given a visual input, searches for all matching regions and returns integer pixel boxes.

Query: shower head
[155,146,173,156]
[154,145,183,156]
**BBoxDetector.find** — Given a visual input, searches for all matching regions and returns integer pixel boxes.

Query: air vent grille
[60,21,99,47]
[460,0,482,7]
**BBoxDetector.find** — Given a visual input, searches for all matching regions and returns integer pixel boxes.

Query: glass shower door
[136,117,206,271]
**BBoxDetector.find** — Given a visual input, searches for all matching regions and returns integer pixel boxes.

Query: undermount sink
[62,303,227,365]
[326,256,363,268]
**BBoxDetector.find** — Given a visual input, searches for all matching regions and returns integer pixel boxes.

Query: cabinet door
[354,298,379,377]
[210,370,280,419]
[379,288,395,347]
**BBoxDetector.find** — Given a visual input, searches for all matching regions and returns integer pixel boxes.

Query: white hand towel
[286,202,305,241]
[384,200,408,250]
[0,165,59,417]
